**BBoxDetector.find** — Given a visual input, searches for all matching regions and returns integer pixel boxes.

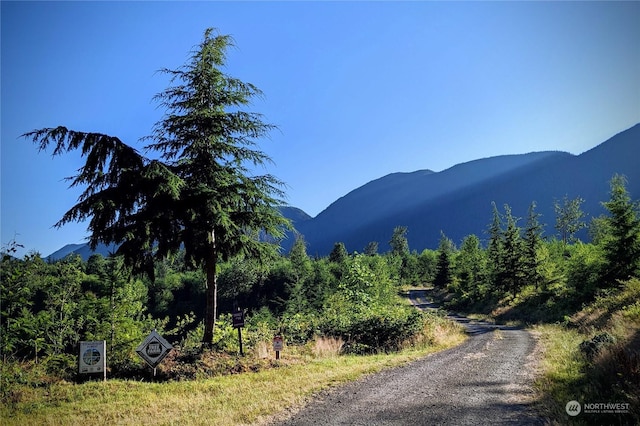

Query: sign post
[79,340,107,381]
[136,329,173,376]
[273,335,283,360]
[232,308,245,356]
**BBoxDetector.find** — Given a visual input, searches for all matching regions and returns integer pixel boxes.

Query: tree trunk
[202,229,218,346]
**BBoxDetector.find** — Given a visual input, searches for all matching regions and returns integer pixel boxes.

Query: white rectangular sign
[79,340,106,374]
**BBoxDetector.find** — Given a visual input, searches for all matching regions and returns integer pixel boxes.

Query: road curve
[275,290,543,425]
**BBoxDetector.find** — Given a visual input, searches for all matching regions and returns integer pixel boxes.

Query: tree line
[433,174,640,320]
[3,173,638,370]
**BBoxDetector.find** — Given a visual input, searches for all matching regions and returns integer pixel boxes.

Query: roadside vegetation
[533,278,640,425]
[0,324,463,426]
[436,175,640,425]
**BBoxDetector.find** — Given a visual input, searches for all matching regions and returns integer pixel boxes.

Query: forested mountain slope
[293,123,640,255]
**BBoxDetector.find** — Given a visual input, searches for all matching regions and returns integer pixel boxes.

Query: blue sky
[2,1,639,257]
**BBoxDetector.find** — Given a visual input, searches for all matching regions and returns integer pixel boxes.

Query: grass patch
[2,356,401,426]
[532,323,587,422]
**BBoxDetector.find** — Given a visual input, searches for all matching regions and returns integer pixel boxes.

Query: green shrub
[245,307,277,349]
[280,312,317,344]
[318,304,424,354]
[579,332,616,360]
[212,314,239,353]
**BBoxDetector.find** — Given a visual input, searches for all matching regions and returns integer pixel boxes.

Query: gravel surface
[275,291,543,425]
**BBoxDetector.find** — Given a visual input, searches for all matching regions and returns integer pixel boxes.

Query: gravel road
[275,290,543,425]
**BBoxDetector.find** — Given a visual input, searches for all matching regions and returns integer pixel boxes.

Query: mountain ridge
[293,123,640,255]
[46,123,639,259]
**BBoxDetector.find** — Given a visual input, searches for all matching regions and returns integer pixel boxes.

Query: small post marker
[273,335,283,360]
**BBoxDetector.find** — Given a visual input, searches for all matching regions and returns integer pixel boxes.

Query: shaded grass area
[0,314,466,425]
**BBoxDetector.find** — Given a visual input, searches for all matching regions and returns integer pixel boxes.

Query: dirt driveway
[275,290,543,425]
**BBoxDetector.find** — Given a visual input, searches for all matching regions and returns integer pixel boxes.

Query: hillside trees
[23,28,289,346]
[0,252,150,367]
[1,251,47,359]
[523,202,544,291]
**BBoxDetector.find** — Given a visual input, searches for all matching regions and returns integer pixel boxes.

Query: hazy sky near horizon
[2,1,639,257]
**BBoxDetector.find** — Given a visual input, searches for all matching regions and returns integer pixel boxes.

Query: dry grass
[254,341,271,359]
[532,323,586,422]
[418,312,467,350]
[312,336,344,358]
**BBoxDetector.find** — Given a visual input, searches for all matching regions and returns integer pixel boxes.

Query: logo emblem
[566,400,581,416]
[136,330,173,368]
[82,348,101,366]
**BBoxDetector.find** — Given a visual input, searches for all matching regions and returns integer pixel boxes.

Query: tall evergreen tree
[501,204,525,298]
[389,226,410,257]
[455,234,485,298]
[434,231,454,288]
[363,241,379,256]
[601,175,640,283]
[523,202,544,290]
[389,226,411,284]
[23,29,289,346]
[329,242,349,263]
[286,236,313,312]
[486,201,504,291]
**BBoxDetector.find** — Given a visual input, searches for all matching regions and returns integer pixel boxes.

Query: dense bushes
[319,304,423,354]
[1,233,432,384]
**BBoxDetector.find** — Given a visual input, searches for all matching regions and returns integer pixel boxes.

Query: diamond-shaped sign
[136,329,173,368]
